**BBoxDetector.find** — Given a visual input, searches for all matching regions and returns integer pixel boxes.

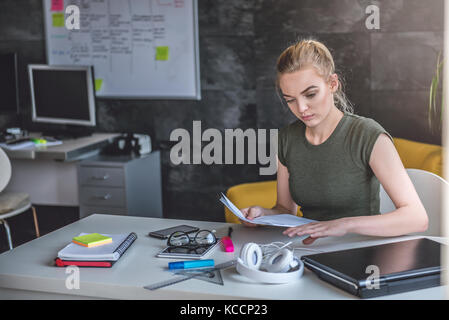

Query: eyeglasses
[167,229,217,249]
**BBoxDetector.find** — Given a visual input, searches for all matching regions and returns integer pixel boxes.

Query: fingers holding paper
[240,206,265,227]
[219,193,317,227]
[283,218,351,244]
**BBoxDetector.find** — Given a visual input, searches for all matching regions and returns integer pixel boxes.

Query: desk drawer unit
[78,167,125,187]
[77,152,163,219]
[79,186,126,208]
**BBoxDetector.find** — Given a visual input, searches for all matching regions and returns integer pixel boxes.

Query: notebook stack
[55,232,137,268]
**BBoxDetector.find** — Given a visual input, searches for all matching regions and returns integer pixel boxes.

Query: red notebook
[55,258,115,268]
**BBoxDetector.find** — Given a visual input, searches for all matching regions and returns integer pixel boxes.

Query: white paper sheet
[219,193,316,227]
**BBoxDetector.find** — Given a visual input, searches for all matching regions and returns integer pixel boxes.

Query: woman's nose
[297,100,309,113]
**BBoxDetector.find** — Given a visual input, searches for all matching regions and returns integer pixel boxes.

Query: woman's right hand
[239,206,265,227]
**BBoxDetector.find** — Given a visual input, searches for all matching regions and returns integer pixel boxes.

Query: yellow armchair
[393,138,442,178]
[224,137,443,223]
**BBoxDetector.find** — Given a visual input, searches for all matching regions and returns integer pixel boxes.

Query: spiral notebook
[57,232,137,262]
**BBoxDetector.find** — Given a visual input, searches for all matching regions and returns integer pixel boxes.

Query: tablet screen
[156,239,221,259]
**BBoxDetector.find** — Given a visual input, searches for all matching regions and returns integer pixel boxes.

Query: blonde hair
[275,39,353,114]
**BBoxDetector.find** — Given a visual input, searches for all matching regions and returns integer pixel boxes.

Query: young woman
[241,39,428,245]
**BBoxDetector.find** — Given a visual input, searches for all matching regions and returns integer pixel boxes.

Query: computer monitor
[0,52,20,114]
[28,65,96,128]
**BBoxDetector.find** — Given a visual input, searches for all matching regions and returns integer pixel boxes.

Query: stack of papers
[219,192,316,227]
[0,138,63,150]
[34,140,63,147]
[0,141,35,150]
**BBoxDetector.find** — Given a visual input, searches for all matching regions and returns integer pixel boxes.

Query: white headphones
[236,242,304,284]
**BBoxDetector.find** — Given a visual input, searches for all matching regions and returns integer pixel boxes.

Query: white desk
[0,214,446,300]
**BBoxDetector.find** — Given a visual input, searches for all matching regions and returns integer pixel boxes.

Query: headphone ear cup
[290,257,300,269]
[265,248,293,273]
[240,243,263,270]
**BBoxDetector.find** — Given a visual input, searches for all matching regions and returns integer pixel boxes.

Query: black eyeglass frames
[167,229,217,248]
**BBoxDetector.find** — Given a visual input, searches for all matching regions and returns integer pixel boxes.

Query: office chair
[379,168,448,237]
[0,147,40,250]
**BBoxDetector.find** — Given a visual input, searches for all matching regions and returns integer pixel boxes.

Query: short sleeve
[349,117,393,169]
[277,126,289,167]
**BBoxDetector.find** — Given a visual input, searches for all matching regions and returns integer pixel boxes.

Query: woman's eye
[285,99,295,104]
[306,93,316,99]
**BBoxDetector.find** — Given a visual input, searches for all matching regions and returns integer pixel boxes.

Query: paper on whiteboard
[219,193,316,227]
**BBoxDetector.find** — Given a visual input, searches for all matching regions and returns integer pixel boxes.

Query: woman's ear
[328,73,339,93]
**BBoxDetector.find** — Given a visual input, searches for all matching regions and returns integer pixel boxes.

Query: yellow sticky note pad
[52,13,65,27]
[95,79,103,92]
[72,233,112,247]
[156,46,169,61]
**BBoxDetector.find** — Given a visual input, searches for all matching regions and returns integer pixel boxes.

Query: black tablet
[149,225,199,239]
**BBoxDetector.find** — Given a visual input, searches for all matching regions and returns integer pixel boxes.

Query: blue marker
[168,259,214,270]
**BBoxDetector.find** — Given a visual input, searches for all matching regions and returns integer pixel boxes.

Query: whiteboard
[43,0,201,99]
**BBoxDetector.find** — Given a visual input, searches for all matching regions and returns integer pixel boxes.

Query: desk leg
[31,206,40,238]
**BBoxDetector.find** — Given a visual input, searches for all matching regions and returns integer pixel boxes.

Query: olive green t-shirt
[277,113,392,221]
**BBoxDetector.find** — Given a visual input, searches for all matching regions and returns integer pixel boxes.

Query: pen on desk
[222,227,234,252]
[168,259,214,270]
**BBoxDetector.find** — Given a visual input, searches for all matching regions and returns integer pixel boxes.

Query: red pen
[221,227,234,252]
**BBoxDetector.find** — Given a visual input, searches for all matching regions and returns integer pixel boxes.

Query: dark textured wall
[0,0,444,222]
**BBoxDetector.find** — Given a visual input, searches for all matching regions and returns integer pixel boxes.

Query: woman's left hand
[283,218,352,245]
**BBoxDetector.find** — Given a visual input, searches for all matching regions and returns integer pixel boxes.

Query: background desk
[2,133,120,161]
[2,133,120,206]
[0,214,446,300]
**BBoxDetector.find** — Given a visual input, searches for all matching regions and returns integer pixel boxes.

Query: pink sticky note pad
[221,236,234,252]
[51,0,64,11]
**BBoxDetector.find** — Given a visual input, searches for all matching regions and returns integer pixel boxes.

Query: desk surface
[2,133,120,161]
[0,214,446,300]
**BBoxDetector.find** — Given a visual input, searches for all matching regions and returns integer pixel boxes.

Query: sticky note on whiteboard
[156,46,169,61]
[51,0,64,11]
[95,79,103,92]
[52,13,65,27]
